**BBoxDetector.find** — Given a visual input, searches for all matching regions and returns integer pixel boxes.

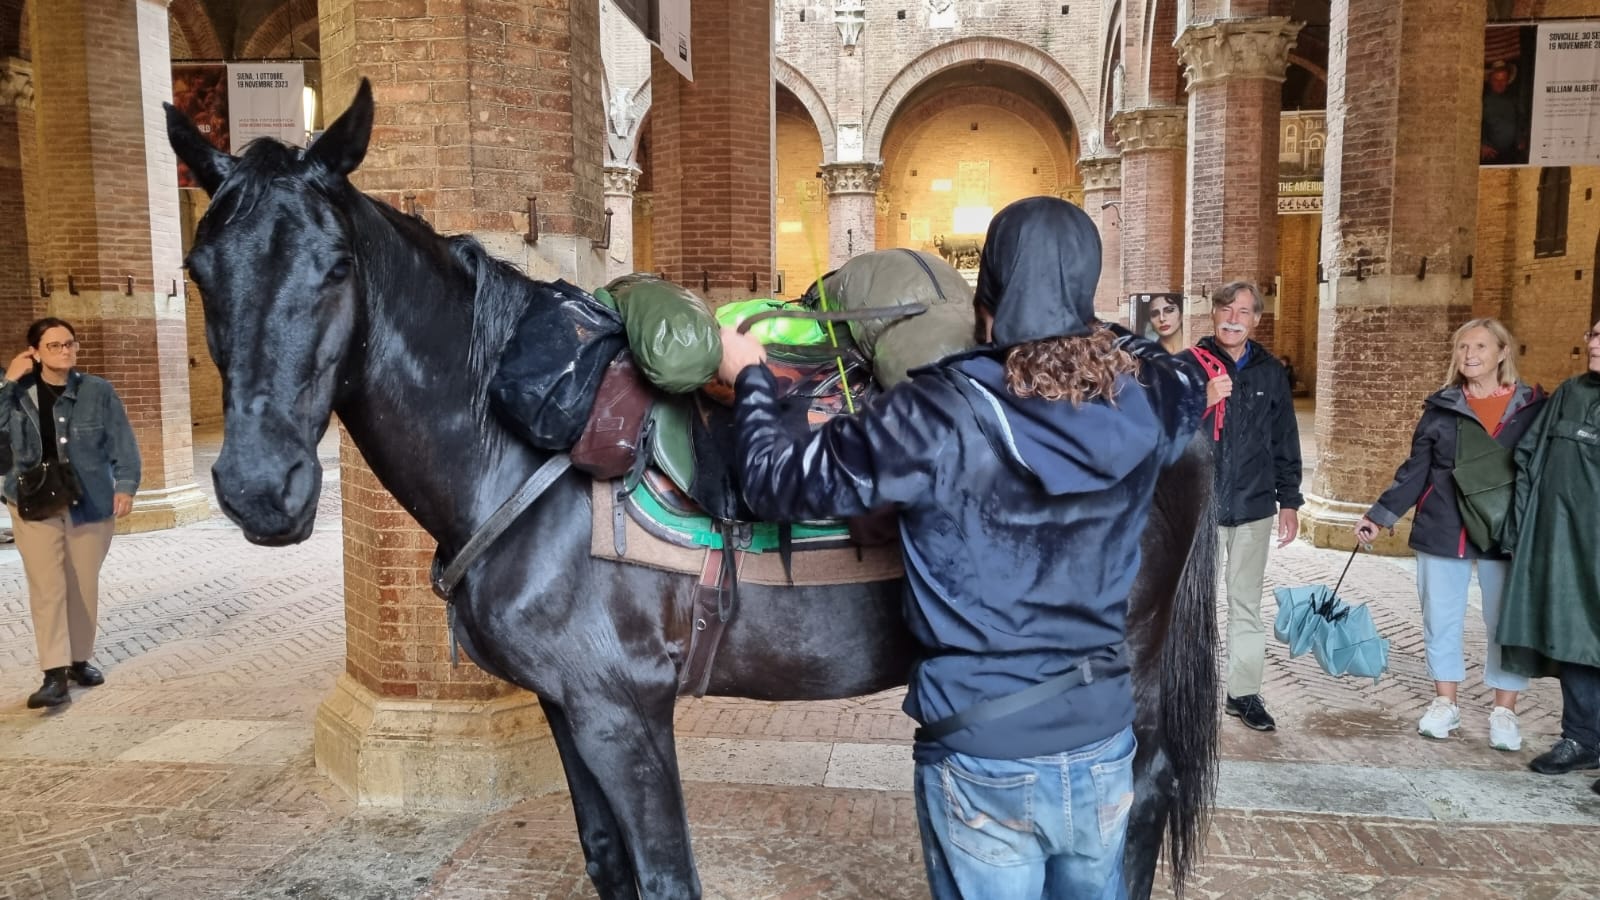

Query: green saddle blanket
[627,469,854,552]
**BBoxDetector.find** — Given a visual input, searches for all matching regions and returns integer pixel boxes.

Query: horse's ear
[305,78,373,178]
[165,102,233,195]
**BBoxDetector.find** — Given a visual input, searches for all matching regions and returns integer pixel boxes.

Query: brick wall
[1507,165,1600,391]
[649,0,773,302]
[1185,77,1279,298]
[775,102,828,298]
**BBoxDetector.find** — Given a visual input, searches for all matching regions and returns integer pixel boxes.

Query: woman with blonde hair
[1356,318,1545,749]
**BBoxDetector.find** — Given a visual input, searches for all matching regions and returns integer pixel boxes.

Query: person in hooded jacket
[718,196,1205,900]
[1355,318,1545,750]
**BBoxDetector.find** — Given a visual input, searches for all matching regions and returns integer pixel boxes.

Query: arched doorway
[876,65,1079,282]
[774,85,830,297]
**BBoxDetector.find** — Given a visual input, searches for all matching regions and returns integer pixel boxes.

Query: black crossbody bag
[17,458,82,521]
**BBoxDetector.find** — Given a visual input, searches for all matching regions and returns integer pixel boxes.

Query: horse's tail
[1159,446,1220,896]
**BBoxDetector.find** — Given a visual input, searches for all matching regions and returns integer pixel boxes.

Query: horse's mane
[445,237,538,421]
[202,138,306,228]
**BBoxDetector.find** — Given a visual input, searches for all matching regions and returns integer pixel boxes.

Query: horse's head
[167,80,375,545]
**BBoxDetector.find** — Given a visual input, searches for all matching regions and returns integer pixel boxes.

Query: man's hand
[1277,507,1300,548]
[113,493,133,519]
[717,326,767,385]
[1206,374,1233,407]
[4,349,34,383]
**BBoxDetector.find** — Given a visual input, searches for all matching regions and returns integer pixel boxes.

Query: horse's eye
[327,259,352,283]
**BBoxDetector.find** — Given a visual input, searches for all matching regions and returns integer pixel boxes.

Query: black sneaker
[1225,694,1277,732]
[26,669,70,709]
[1528,738,1600,775]
[67,661,104,687]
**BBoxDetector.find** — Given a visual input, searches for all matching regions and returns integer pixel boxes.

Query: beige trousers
[1221,516,1276,698]
[7,504,115,670]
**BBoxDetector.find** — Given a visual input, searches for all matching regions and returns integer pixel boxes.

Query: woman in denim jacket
[2,317,141,709]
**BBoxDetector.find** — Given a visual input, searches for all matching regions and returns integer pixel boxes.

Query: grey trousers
[8,504,115,670]
[1221,516,1276,698]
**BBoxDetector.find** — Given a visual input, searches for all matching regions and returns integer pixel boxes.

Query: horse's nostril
[283,460,314,513]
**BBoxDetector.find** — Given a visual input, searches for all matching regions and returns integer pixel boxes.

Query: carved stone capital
[1175,17,1303,89]
[1,58,35,111]
[1077,154,1122,193]
[603,165,641,197]
[1110,107,1186,154]
[819,162,881,196]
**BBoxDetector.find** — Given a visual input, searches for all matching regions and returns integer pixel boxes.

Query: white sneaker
[1489,706,1522,751]
[1417,696,1460,739]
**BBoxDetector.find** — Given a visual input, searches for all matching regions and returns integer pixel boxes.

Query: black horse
[167,81,1219,899]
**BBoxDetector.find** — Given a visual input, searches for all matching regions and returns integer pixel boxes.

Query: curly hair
[1003,324,1141,406]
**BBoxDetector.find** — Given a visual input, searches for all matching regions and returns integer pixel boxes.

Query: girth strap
[432,452,574,602]
[679,521,742,696]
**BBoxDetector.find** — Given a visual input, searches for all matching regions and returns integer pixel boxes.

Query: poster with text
[1529,21,1600,165]
[657,0,692,81]
[172,64,229,188]
[226,62,305,153]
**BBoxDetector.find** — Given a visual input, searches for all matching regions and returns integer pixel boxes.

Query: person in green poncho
[1499,318,1600,791]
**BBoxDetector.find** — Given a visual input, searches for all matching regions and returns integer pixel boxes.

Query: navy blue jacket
[733,198,1204,762]
[1190,336,1303,526]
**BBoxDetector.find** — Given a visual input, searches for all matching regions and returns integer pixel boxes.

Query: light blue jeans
[1415,552,1527,691]
[913,725,1136,900]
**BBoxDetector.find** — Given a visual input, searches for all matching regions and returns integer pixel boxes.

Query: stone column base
[1299,492,1413,557]
[119,483,210,533]
[313,673,564,811]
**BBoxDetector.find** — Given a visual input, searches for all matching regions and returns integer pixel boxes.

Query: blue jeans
[1415,553,1527,691]
[913,725,1136,900]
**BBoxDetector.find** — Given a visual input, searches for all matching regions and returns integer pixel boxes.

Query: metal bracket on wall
[701,270,710,292]
[1461,254,1474,279]
[125,275,134,296]
[1354,258,1368,282]
[749,272,758,292]
[1316,263,1327,284]
[38,277,49,298]
[67,275,80,295]
[523,197,539,246]
[593,208,614,250]
[169,279,180,299]
[1416,257,1427,280]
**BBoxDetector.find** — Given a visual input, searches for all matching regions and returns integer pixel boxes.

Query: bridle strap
[431,452,574,601]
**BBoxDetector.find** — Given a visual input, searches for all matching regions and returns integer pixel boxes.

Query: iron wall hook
[39,277,50,298]
[67,275,80,295]
[524,196,540,246]
[593,208,614,250]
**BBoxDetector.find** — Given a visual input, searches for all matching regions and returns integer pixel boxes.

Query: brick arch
[864,37,1093,163]
[239,0,319,61]
[774,58,835,164]
[1139,0,1181,106]
[169,0,224,61]
[879,86,1078,192]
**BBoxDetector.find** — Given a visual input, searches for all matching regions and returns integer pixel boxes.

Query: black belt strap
[913,643,1128,744]
[432,452,573,601]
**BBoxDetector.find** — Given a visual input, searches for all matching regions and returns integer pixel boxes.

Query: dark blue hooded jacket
[733,197,1204,761]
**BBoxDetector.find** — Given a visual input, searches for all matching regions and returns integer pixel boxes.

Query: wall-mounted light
[302,85,317,137]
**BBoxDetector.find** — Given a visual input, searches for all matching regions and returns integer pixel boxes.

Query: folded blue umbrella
[1272,548,1390,683]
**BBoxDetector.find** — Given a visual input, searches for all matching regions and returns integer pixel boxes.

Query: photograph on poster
[1482,24,1537,167]
[171,64,229,188]
[1131,292,1185,355]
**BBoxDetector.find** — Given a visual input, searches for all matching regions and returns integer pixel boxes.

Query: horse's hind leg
[565,686,701,900]
[542,698,642,900]
[1122,745,1175,900]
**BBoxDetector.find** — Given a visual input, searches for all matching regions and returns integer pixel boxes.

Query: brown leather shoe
[67,661,104,687]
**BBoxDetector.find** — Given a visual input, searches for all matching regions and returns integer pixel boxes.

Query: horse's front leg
[564,677,700,900]
[542,697,642,900]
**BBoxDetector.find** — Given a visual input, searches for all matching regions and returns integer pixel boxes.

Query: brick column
[1300,0,1486,553]
[0,56,39,330]
[1112,106,1186,322]
[29,0,208,533]
[602,164,640,282]
[649,0,773,303]
[312,0,607,809]
[1176,17,1301,345]
[1474,168,1518,321]
[1078,153,1123,322]
[820,162,880,271]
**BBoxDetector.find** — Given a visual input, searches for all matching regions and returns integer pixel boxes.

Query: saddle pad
[631,469,852,552]
[590,478,904,587]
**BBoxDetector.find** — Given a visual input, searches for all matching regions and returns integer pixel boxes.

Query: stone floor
[2,417,1599,899]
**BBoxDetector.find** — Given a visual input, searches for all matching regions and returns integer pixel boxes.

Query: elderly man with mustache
[1186,281,1304,732]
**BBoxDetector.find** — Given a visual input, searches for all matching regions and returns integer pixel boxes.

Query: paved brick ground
[2,420,1597,899]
